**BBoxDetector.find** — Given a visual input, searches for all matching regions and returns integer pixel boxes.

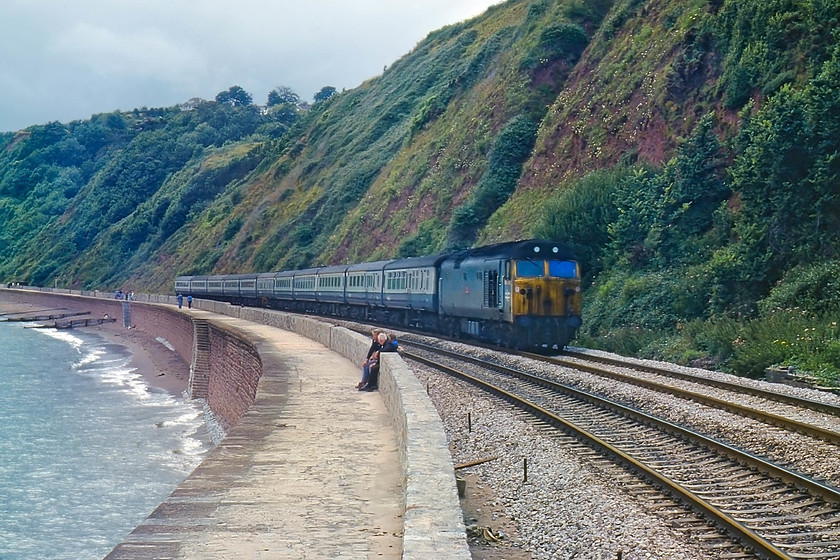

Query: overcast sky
[0,0,501,133]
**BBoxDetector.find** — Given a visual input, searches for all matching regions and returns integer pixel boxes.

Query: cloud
[49,24,207,84]
[0,0,502,132]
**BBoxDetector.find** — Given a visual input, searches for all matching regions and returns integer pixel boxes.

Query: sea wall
[0,288,263,440]
[0,289,194,366]
[197,319,264,432]
[0,288,470,560]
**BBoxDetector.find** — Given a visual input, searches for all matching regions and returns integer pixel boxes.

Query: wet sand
[93,319,190,397]
[0,301,189,398]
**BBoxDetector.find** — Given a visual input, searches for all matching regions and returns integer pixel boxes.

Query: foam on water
[0,323,214,559]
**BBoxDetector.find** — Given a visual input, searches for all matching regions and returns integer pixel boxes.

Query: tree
[267,86,300,107]
[215,85,253,107]
[313,86,337,103]
[180,97,210,110]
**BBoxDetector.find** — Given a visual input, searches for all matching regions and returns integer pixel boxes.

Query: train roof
[316,264,351,275]
[289,267,321,276]
[346,259,395,273]
[448,239,576,262]
[384,253,449,270]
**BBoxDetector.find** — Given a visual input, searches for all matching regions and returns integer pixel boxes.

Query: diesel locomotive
[175,239,582,351]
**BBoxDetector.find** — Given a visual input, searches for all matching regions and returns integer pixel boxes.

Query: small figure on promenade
[187,295,193,309]
[177,293,183,309]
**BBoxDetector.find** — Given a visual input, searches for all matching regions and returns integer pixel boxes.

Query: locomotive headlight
[552,246,559,253]
[533,246,540,253]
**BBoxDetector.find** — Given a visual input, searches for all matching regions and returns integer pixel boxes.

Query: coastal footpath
[0,287,470,559]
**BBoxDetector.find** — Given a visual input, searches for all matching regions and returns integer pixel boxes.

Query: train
[175,239,582,351]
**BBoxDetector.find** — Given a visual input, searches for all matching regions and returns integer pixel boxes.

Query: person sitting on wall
[386,332,399,353]
[359,332,397,392]
[357,329,383,389]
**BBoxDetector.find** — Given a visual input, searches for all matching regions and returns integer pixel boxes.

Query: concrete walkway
[106,311,402,559]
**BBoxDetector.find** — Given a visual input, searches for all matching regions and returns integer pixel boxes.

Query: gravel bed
[398,334,840,559]
[337,321,840,557]
[436,340,840,488]
[567,346,840,406]
[410,353,719,559]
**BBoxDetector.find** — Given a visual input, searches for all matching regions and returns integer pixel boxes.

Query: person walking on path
[187,295,193,309]
[177,293,183,309]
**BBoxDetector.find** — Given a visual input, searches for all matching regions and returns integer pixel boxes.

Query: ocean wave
[35,327,84,349]
[0,321,213,560]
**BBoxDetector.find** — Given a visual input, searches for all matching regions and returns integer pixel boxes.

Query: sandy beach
[0,301,189,398]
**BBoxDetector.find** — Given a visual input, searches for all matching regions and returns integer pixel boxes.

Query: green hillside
[2,0,839,382]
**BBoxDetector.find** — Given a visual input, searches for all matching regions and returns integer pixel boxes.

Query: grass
[579,310,840,387]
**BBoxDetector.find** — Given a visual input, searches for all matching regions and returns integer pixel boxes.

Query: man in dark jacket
[360,332,396,391]
[357,330,383,389]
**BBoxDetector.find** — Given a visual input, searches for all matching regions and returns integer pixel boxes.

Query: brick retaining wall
[205,322,262,432]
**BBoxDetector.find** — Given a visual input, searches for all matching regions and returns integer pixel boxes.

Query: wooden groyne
[0,307,67,318]
[1,309,89,322]
[1,308,118,329]
[24,317,118,329]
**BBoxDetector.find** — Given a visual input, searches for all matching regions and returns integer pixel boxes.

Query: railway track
[401,339,840,560]
[554,348,840,419]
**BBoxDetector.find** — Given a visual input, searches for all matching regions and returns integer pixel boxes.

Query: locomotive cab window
[515,260,544,278]
[549,260,577,278]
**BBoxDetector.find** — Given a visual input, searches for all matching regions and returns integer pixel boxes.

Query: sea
[0,321,214,560]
